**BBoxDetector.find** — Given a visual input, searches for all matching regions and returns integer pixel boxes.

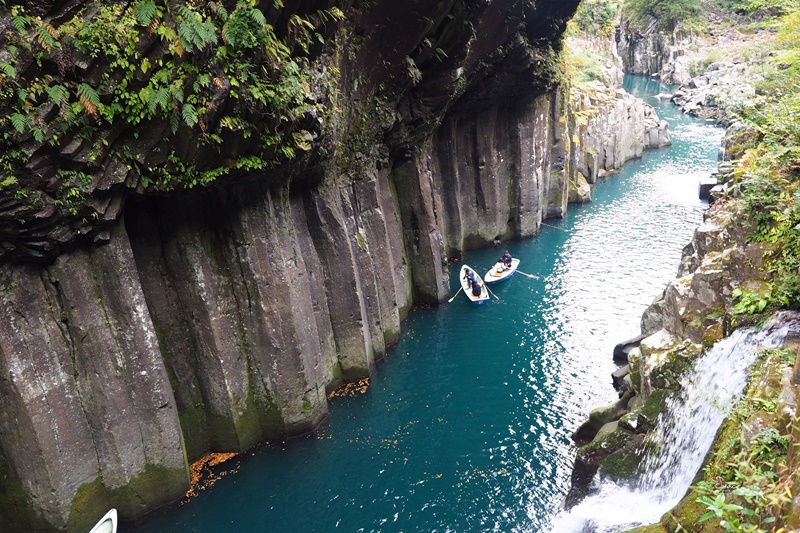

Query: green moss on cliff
[648,340,701,391]
[0,448,51,531]
[66,463,188,532]
[179,405,211,462]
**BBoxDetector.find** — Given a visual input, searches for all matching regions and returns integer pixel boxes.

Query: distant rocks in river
[671,61,753,125]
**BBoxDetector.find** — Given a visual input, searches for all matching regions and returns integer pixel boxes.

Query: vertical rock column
[400,91,558,264]
[127,186,337,459]
[0,222,187,531]
[391,153,450,303]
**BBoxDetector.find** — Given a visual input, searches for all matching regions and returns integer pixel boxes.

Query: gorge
[129,74,725,532]
[2,0,799,531]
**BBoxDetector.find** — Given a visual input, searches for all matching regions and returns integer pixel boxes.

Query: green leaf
[76,83,100,106]
[181,103,198,127]
[248,8,268,28]
[0,62,16,78]
[45,84,69,106]
[134,0,159,25]
[10,113,30,133]
[11,16,30,33]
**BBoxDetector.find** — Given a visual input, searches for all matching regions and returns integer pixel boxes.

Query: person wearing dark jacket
[500,250,512,269]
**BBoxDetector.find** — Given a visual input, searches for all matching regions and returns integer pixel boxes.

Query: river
[132,75,724,533]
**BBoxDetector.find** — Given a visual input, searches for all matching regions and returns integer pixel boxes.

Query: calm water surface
[133,76,723,532]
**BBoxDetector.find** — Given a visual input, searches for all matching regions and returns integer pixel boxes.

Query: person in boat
[471,279,482,297]
[500,250,512,270]
[463,268,476,288]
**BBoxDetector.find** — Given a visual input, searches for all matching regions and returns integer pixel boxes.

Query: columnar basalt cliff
[566,81,670,203]
[0,0,588,529]
[616,18,696,84]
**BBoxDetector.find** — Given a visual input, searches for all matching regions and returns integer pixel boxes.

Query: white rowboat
[459,265,490,304]
[484,258,520,285]
[88,509,117,533]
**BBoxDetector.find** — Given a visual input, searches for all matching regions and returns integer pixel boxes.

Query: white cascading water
[549,313,800,533]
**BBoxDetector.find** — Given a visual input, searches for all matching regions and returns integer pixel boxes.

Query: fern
[134,0,160,26]
[0,62,15,79]
[149,87,170,113]
[223,5,271,49]
[77,83,100,117]
[193,73,211,91]
[211,3,229,21]
[248,7,267,28]
[10,113,31,134]
[170,85,184,104]
[176,5,218,53]
[169,113,179,134]
[45,84,69,107]
[34,22,60,52]
[11,16,30,33]
[181,103,199,127]
[31,125,44,143]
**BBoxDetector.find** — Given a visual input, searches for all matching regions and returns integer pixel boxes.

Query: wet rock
[566,429,644,509]
[614,334,648,363]
[612,364,631,387]
[572,391,634,443]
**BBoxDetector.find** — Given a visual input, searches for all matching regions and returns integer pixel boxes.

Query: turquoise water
[132,76,723,532]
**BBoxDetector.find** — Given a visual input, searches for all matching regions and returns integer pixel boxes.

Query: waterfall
[549,313,800,533]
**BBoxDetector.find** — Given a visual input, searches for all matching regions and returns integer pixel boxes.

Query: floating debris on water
[183,452,239,503]
[328,377,370,399]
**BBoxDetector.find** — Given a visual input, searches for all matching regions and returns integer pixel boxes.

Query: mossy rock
[66,463,188,532]
[568,428,641,507]
[572,429,642,485]
[572,391,633,443]
[619,389,671,435]
[0,449,52,531]
[701,322,724,350]
[649,341,702,391]
[597,431,645,483]
[661,487,717,533]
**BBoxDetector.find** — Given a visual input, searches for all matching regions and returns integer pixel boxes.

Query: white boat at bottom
[88,509,117,533]
[484,257,520,285]
[459,264,490,304]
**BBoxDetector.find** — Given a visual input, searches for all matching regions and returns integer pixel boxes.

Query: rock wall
[616,18,696,84]
[0,223,187,531]
[565,81,671,204]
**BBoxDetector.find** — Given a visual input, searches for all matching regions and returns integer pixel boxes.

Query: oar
[485,284,500,300]
[516,270,538,279]
[448,286,463,303]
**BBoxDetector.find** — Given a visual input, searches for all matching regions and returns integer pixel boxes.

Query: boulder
[612,364,631,390]
[572,391,634,443]
[568,171,592,204]
[698,176,718,200]
[566,429,644,509]
[613,334,648,363]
